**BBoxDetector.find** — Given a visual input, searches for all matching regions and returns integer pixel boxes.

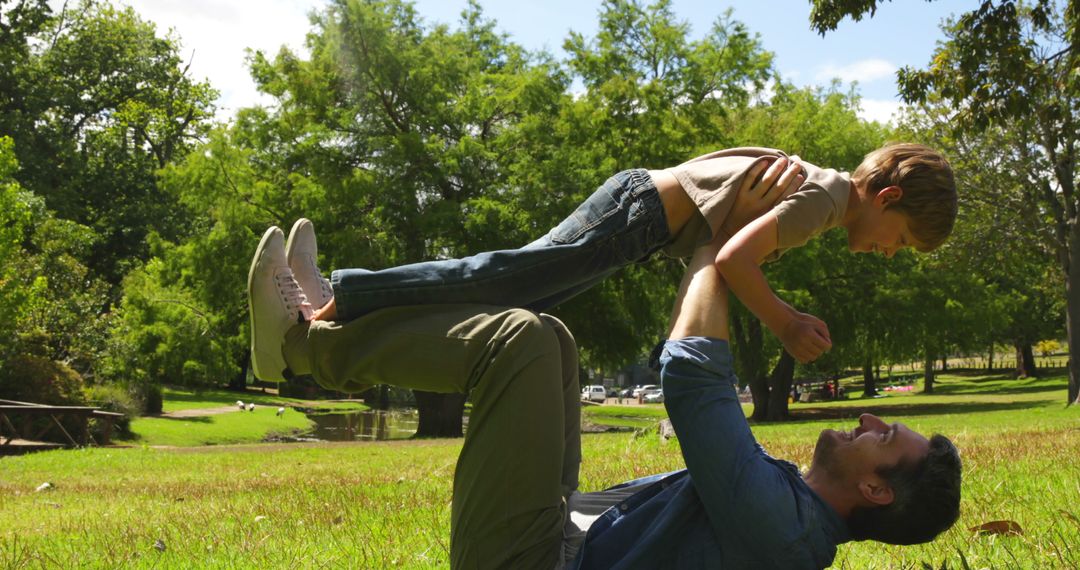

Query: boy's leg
[284,304,574,568]
[331,169,675,320]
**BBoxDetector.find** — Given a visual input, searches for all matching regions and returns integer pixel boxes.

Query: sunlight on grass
[2,371,1077,567]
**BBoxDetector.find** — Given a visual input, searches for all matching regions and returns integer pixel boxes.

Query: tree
[809,0,1079,404]
[6,0,216,292]
[0,136,110,399]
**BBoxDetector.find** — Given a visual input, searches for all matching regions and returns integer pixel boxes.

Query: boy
[249,144,956,381]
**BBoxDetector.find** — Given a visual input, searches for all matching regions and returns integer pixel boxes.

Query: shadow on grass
[786,399,1050,422]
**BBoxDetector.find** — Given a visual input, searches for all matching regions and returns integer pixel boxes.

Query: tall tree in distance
[552,0,775,372]
[810,0,1080,403]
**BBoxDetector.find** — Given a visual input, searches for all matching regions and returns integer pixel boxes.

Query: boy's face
[847,186,918,258]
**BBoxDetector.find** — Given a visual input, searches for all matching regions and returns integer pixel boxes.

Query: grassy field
[2,372,1078,568]
[124,387,368,447]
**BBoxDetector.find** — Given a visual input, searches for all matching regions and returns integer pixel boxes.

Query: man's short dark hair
[847,434,962,545]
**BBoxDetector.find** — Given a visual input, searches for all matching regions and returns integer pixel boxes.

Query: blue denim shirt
[572,338,850,569]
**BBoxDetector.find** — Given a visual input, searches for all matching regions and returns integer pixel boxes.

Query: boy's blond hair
[852,143,957,251]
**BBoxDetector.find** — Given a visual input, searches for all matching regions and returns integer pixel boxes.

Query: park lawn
[126,387,369,447]
[2,372,1078,568]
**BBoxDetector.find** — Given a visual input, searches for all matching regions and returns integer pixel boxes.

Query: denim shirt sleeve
[660,337,805,556]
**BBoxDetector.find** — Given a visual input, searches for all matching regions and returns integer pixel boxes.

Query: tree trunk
[228,352,249,391]
[923,349,935,394]
[862,358,877,397]
[1067,225,1080,404]
[1014,342,1037,378]
[987,343,994,371]
[765,351,795,421]
[414,391,466,438]
[731,311,769,421]
[941,355,948,372]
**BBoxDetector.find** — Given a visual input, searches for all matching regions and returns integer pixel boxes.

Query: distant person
[246,217,962,568]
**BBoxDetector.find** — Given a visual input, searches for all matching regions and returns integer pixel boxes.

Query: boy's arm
[714,213,831,363]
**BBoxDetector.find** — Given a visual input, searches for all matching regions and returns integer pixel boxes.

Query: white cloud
[857,98,903,124]
[814,58,897,84]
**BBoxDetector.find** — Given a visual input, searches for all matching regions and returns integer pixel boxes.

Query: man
[247,160,961,568]
[574,236,962,568]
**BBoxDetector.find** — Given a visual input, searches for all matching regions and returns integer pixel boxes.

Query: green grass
[125,387,368,447]
[2,372,1078,568]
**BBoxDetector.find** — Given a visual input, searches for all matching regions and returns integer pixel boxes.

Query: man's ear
[874,185,903,207]
[858,478,895,507]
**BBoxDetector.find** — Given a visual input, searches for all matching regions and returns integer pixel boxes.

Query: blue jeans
[331,169,674,320]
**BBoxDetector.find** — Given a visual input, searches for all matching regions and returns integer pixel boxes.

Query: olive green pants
[293,304,580,569]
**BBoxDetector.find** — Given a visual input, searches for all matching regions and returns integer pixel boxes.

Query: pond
[303,408,421,441]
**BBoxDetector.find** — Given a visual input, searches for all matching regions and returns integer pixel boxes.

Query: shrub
[0,355,88,444]
[83,383,138,437]
[0,354,86,406]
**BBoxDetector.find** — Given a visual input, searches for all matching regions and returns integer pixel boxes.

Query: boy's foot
[285,218,334,310]
[248,227,314,382]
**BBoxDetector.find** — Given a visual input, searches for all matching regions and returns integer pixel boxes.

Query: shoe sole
[248,227,285,382]
[284,218,307,262]
[285,218,331,310]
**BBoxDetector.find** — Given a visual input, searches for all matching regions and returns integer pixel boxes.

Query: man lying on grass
[247,169,961,568]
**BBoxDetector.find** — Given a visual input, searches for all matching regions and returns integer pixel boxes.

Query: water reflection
[306,408,420,441]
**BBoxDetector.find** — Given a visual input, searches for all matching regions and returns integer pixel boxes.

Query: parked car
[632,384,659,398]
[581,385,607,403]
[619,387,635,398]
[642,389,664,404]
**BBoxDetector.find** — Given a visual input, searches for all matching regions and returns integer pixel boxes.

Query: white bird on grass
[247,402,255,412]
[236,400,245,410]
[276,407,286,417]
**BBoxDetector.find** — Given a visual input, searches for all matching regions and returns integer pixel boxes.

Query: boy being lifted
[254,143,956,382]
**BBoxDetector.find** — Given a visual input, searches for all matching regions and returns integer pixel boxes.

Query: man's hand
[778,311,832,364]
[721,156,805,238]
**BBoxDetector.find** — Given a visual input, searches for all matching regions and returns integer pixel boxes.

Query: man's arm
[713,213,831,363]
[661,242,809,561]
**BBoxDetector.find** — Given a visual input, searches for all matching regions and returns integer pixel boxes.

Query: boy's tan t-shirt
[663,147,852,260]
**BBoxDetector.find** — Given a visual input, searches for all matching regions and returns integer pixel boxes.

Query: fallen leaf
[153,539,166,552]
[970,520,1023,536]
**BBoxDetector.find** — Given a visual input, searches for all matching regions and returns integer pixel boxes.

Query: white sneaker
[248,227,314,382]
[285,218,334,311]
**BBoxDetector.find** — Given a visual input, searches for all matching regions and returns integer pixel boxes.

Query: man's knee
[538,314,577,356]
[500,309,561,353]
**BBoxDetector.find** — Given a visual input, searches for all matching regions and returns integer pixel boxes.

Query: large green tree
[809,0,1080,404]
[4,0,216,291]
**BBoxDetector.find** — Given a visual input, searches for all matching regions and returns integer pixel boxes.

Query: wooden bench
[0,399,125,453]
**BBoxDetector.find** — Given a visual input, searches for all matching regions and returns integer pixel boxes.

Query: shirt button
[619,503,629,511]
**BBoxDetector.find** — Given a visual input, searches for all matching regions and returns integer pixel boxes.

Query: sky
[57,0,978,123]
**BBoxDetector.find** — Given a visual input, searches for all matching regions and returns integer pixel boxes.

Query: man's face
[810,413,930,489]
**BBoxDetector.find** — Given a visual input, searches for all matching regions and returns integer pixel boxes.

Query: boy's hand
[722,156,805,238]
[779,311,832,363]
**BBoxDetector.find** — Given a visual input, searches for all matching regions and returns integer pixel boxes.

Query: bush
[83,383,138,437]
[143,383,163,415]
[0,355,88,444]
[0,354,86,406]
